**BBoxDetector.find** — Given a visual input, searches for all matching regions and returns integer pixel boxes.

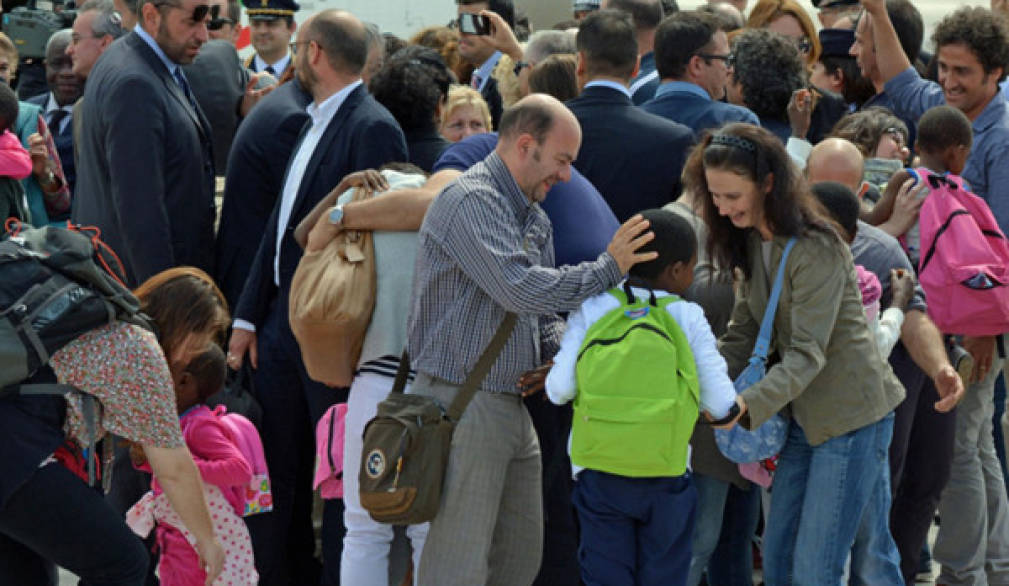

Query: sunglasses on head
[154,1,213,23]
[207,6,235,30]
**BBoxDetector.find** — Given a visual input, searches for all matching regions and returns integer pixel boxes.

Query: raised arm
[860,0,912,84]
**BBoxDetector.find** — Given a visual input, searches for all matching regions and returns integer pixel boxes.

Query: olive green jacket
[718,229,905,446]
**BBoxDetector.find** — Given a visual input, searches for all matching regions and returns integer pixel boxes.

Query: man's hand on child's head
[517,361,553,398]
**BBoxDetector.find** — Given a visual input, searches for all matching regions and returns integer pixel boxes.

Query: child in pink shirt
[128,345,258,585]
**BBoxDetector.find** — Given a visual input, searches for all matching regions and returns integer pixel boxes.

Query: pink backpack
[914,168,1009,336]
[214,405,274,516]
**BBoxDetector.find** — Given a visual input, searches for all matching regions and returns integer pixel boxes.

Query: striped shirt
[407,152,623,394]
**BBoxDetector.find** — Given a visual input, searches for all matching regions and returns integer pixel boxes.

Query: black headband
[709,133,757,153]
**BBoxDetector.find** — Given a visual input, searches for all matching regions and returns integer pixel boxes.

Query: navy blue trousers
[253,300,347,586]
[573,469,696,586]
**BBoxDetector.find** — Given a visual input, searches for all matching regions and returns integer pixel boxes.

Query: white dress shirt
[232,79,362,334]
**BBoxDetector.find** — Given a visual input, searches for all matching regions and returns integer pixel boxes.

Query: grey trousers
[936,340,1009,586]
[409,374,544,586]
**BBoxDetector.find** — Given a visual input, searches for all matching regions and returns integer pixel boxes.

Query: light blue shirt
[472,51,502,92]
[584,80,632,99]
[886,67,1009,235]
[655,80,710,101]
[133,23,179,74]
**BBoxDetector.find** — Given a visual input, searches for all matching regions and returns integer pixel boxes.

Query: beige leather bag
[289,188,375,387]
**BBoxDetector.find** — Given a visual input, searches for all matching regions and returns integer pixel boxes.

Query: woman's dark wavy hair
[369,45,454,132]
[730,28,806,122]
[683,123,835,278]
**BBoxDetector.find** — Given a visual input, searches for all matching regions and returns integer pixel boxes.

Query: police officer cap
[244,0,300,21]
[818,28,856,58]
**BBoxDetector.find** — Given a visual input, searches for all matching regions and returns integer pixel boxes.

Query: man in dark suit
[227,10,406,586]
[566,10,692,222]
[456,0,514,128]
[604,0,664,105]
[183,39,267,173]
[640,11,759,137]
[73,0,215,286]
[215,78,310,310]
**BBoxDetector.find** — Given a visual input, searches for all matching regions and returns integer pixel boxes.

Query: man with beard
[73,0,215,286]
[227,10,406,585]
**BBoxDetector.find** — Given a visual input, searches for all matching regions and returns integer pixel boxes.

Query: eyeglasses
[698,53,735,68]
[513,60,530,77]
[152,1,212,23]
[289,40,324,54]
[795,36,812,55]
[883,127,907,147]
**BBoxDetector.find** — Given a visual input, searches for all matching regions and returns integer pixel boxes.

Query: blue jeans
[688,474,759,586]
[763,414,901,585]
[573,470,696,586]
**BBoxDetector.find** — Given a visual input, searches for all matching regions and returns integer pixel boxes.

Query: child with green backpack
[545,208,745,586]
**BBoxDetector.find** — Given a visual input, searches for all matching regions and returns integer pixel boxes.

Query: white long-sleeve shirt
[545,284,738,477]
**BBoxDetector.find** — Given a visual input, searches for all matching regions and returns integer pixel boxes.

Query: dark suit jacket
[566,85,693,222]
[184,40,250,173]
[215,79,312,310]
[73,32,216,287]
[26,92,76,208]
[233,84,407,329]
[482,76,503,130]
[641,84,760,138]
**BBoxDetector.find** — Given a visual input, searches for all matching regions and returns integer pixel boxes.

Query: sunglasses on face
[154,1,212,23]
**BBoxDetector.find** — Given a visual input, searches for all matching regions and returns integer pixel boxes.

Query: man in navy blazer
[73,0,215,287]
[566,10,693,222]
[214,78,311,311]
[640,11,759,137]
[227,11,406,586]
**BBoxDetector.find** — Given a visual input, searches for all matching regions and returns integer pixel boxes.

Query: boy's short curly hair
[730,29,806,121]
[916,105,973,155]
[933,6,1009,81]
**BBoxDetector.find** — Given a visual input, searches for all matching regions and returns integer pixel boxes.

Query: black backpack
[0,220,153,486]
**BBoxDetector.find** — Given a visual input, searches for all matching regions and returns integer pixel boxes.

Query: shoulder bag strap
[751,237,797,362]
[447,312,518,421]
[389,312,519,422]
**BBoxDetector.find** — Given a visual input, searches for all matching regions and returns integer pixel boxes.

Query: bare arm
[900,309,965,412]
[863,169,909,225]
[144,444,225,585]
[860,0,913,83]
[300,169,461,253]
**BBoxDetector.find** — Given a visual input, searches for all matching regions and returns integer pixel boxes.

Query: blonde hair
[441,85,493,131]
[0,33,19,76]
[746,0,821,66]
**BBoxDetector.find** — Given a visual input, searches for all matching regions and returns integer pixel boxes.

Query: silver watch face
[328,206,344,225]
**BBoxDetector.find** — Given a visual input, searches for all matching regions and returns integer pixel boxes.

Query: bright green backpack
[572,283,700,477]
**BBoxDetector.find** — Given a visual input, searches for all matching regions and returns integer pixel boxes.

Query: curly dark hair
[730,29,806,122]
[933,6,1009,81]
[369,45,453,132]
[830,107,908,157]
[682,123,835,277]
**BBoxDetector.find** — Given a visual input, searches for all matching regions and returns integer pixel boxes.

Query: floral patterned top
[48,322,184,449]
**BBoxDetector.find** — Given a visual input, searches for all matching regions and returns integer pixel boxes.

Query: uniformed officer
[244,0,299,79]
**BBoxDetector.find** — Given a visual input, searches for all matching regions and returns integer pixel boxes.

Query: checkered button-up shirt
[407,152,623,394]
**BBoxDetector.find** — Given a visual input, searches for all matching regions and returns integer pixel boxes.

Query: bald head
[303,10,368,75]
[497,94,582,203]
[498,93,581,147]
[806,138,865,193]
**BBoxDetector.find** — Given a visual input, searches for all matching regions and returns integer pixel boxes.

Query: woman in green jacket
[684,123,905,585]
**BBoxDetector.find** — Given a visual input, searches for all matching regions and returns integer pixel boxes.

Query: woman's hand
[195,538,226,585]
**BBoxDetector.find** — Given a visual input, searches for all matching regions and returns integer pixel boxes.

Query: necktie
[265,65,276,76]
[48,109,68,135]
[173,67,199,112]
